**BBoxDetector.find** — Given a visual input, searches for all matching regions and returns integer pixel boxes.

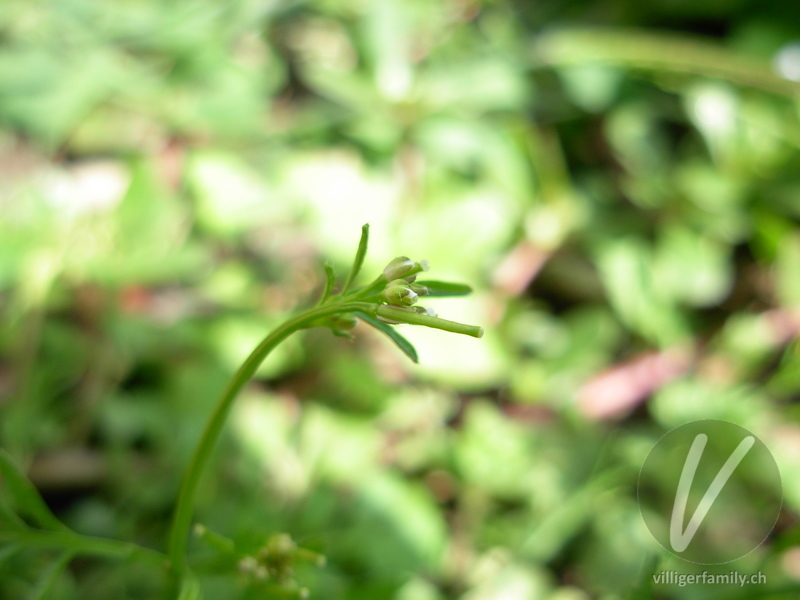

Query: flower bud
[383,256,415,280]
[330,313,358,330]
[384,280,418,306]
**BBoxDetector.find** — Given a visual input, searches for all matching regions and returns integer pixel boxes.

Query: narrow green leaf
[356,311,419,363]
[415,280,473,297]
[318,262,336,305]
[31,551,74,600]
[0,450,66,531]
[0,497,25,530]
[342,224,369,294]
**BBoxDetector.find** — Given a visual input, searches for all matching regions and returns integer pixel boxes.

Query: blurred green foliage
[2,0,800,598]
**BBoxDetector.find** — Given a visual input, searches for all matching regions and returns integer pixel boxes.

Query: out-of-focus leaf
[455,402,533,497]
[363,0,412,100]
[654,226,733,307]
[348,472,446,574]
[299,404,381,485]
[187,152,285,236]
[0,497,25,530]
[595,238,688,346]
[558,64,623,112]
[0,450,66,532]
[419,57,529,112]
[0,545,21,569]
[0,50,119,146]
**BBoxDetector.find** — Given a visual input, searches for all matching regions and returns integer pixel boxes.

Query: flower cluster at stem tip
[314,224,483,361]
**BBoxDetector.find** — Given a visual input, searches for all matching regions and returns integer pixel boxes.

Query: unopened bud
[384,280,418,306]
[383,257,415,280]
[264,533,295,559]
[239,556,258,573]
[331,313,358,330]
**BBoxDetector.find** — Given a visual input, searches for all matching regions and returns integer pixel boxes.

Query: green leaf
[0,495,25,530]
[356,311,419,363]
[0,450,66,532]
[415,280,472,297]
[342,224,369,294]
[318,262,336,305]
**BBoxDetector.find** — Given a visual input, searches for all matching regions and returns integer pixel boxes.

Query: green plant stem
[376,306,484,338]
[0,529,165,566]
[166,301,375,576]
[344,275,387,299]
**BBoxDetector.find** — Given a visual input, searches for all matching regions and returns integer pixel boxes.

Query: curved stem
[166,302,375,576]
